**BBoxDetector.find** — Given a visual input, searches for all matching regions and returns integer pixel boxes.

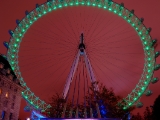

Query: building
[0,55,24,120]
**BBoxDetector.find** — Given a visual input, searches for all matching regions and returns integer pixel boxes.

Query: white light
[26,118,30,120]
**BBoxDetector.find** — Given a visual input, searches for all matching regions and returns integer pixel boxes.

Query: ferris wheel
[3,0,160,118]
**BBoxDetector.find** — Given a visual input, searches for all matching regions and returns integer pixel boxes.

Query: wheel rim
[7,0,155,111]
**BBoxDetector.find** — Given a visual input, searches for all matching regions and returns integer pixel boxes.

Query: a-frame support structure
[62,33,100,118]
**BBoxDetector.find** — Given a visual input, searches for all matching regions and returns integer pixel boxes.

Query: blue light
[99,100,107,118]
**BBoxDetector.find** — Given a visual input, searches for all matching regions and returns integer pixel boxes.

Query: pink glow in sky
[0,0,160,119]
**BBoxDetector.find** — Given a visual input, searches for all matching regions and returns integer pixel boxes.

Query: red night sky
[0,0,160,119]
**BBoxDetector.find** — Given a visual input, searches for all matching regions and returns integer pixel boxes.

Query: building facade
[0,55,24,120]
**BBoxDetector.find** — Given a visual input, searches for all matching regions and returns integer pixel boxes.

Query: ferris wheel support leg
[84,50,101,118]
[62,51,80,99]
[69,108,73,118]
[76,107,79,118]
[90,107,93,118]
[84,107,87,118]
[83,51,99,91]
[61,102,67,118]
[96,102,101,118]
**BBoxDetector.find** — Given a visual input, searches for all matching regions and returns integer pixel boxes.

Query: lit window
[1,111,5,119]
[5,92,9,98]
[0,88,2,95]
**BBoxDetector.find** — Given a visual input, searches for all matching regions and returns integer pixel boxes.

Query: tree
[86,82,135,119]
[143,107,152,120]
[152,95,160,120]
[46,93,66,118]
[131,112,143,120]
[46,82,135,118]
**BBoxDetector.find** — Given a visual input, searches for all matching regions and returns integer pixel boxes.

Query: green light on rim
[127,19,131,23]
[87,2,90,5]
[103,6,106,9]
[43,11,47,14]
[141,87,145,90]
[142,36,145,40]
[19,34,22,36]
[144,81,147,84]
[119,13,122,16]
[134,98,137,100]
[22,29,25,32]
[144,41,147,45]
[12,67,15,70]
[123,107,127,110]
[139,31,142,35]
[92,3,96,6]
[148,70,151,73]
[146,47,149,50]
[14,44,17,47]
[148,58,151,61]
[48,8,51,11]
[16,38,20,42]
[76,2,79,5]
[98,4,101,7]
[59,5,62,8]
[129,103,131,106]
[148,64,151,67]
[114,10,117,13]
[26,25,29,28]
[70,3,73,5]
[109,8,112,11]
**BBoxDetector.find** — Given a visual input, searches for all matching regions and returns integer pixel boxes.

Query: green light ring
[7,0,155,111]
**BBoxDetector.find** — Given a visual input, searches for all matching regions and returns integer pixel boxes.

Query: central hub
[78,33,85,54]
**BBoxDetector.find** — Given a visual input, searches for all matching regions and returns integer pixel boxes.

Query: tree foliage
[45,82,135,118]
[143,107,152,120]
[131,112,143,120]
[152,95,160,120]
[87,82,135,118]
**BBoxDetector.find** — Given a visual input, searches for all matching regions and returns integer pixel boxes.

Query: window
[1,111,5,120]
[5,92,9,98]
[9,113,13,120]
[14,88,17,93]
[11,103,14,109]
[3,100,8,107]
[12,95,16,101]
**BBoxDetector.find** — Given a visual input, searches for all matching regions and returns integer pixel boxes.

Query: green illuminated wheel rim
[7,0,155,111]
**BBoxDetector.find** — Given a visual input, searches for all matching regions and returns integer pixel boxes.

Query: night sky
[0,0,160,119]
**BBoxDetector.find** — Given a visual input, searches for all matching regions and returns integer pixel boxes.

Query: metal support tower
[62,33,100,118]
[62,33,98,98]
